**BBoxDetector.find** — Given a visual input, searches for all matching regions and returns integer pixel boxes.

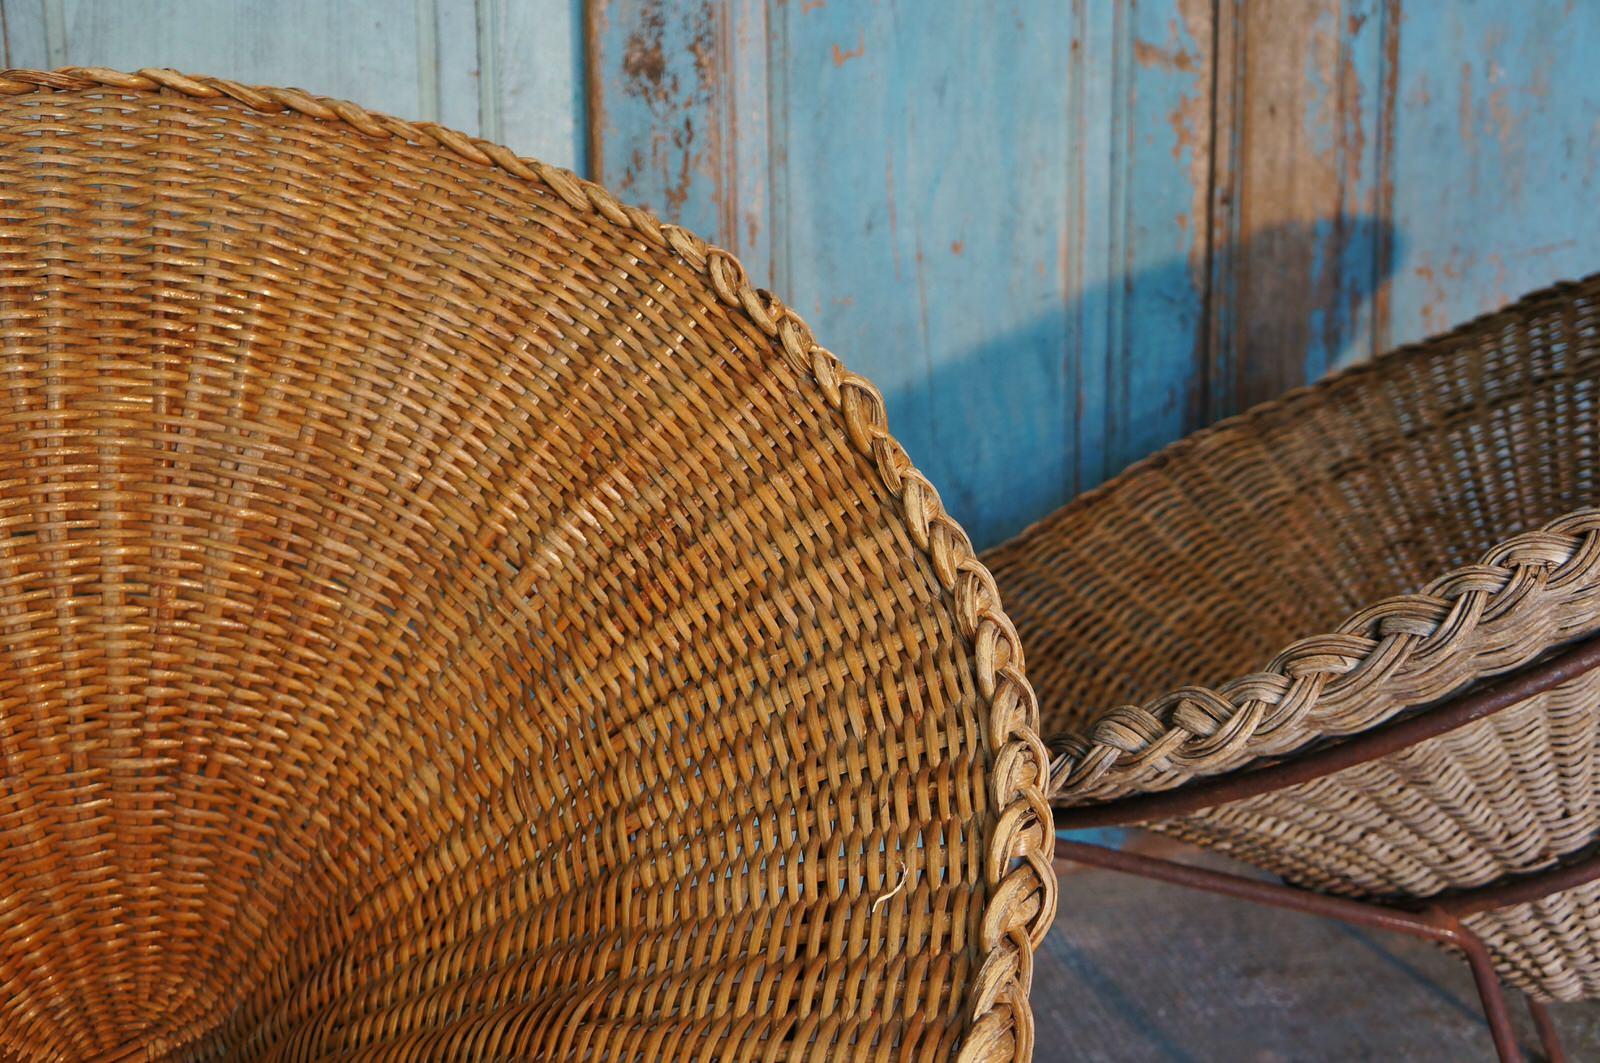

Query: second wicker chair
[986,275,1600,1061]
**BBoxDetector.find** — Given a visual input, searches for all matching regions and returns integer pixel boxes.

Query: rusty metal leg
[1525,996,1567,1063]
[1055,838,1466,939]
[1055,837,1530,1063]
[1436,911,1524,1063]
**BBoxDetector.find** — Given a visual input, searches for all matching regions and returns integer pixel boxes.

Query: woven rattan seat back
[989,277,1600,784]
[986,276,1600,1000]
[0,68,1053,1061]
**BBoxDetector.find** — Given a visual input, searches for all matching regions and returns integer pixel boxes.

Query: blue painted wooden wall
[0,0,588,171]
[6,0,1598,548]
[590,0,1600,547]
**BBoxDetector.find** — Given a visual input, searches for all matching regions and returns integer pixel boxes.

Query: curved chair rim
[1054,631,1600,826]
[1032,276,1600,804]
[0,66,1056,1059]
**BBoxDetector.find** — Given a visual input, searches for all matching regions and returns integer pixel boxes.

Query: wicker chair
[986,276,1600,1061]
[0,68,1054,1061]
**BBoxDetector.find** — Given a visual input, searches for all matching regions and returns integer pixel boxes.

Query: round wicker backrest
[0,68,1053,1061]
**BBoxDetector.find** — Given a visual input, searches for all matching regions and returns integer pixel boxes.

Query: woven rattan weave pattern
[988,277,1600,799]
[986,275,1600,999]
[0,67,1054,1060]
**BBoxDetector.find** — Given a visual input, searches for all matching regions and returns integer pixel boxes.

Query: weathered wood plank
[766,1,1080,549]
[481,0,587,171]
[54,0,436,122]
[588,0,767,263]
[0,0,49,68]
[1083,0,1215,485]
[1386,2,1600,344]
[1207,0,1396,416]
[429,0,482,133]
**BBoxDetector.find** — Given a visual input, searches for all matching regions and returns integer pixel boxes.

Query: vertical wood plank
[1208,0,1394,417]
[480,0,586,171]
[1386,2,1600,344]
[55,0,435,121]
[0,0,50,68]
[414,0,440,121]
[1064,0,1115,493]
[723,0,773,281]
[1062,0,1219,492]
[1094,0,1216,480]
[44,0,65,66]
[588,0,767,265]
[421,0,482,132]
[767,1,1079,548]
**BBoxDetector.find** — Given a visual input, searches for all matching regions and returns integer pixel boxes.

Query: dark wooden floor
[1038,837,1600,1062]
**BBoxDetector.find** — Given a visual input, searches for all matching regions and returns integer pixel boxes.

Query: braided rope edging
[1051,508,1600,803]
[0,66,1057,1059]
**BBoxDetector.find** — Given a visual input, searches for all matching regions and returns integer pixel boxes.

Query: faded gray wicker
[987,275,1600,1001]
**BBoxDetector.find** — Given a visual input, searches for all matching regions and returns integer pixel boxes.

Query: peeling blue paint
[1388,3,1600,342]
[589,0,1595,550]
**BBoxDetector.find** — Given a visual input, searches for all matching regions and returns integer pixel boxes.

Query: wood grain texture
[0,0,47,68]
[1208,0,1396,414]
[767,1,1081,550]
[1386,1,1600,345]
[586,0,768,271]
[0,0,585,170]
[1084,0,1215,489]
[480,0,587,171]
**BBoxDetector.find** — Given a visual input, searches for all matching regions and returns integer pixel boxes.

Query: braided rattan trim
[0,65,1055,1058]
[1049,504,1600,801]
[1001,274,1600,805]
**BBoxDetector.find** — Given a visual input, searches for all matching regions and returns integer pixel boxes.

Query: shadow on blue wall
[883,215,1403,551]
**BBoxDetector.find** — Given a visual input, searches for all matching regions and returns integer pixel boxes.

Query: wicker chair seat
[986,276,1600,1000]
[0,68,1054,1060]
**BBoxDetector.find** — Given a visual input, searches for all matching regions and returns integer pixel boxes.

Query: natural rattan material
[0,67,1054,1060]
[986,275,1600,999]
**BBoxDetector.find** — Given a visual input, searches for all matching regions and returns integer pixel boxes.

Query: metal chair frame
[1052,635,1600,1063]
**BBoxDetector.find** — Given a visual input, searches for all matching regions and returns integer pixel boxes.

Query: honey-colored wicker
[0,67,1054,1061]
[986,275,1600,1001]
